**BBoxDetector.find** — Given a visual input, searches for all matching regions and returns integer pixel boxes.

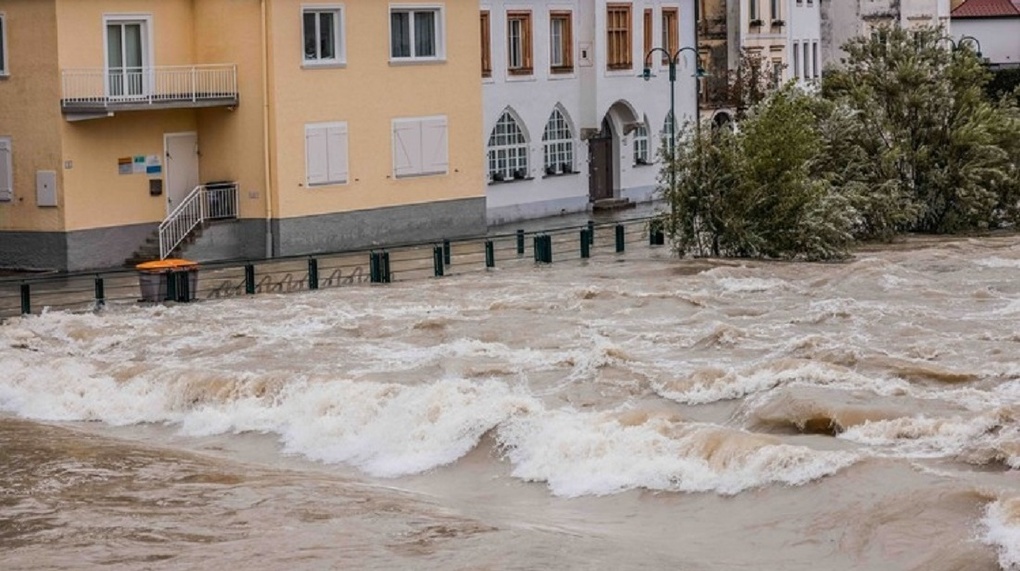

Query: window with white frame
[393,116,448,178]
[390,6,444,61]
[303,7,344,64]
[488,111,528,182]
[803,42,811,79]
[792,42,800,79]
[0,137,13,202]
[105,17,150,97]
[633,119,649,165]
[0,13,7,76]
[813,41,820,78]
[542,108,573,175]
[305,122,349,186]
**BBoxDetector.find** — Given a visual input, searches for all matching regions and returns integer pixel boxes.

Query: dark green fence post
[485,240,495,268]
[94,276,106,308]
[443,239,451,266]
[587,221,595,245]
[20,283,30,315]
[533,235,542,262]
[433,245,445,277]
[580,229,590,258]
[383,251,391,283]
[245,264,256,295]
[616,224,625,253]
[370,252,381,283]
[166,270,178,301]
[177,271,191,302]
[545,235,554,263]
[516,230,525,255]
[308,258,319,290]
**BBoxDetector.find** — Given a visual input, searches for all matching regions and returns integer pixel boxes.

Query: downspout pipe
[261,0,274,259]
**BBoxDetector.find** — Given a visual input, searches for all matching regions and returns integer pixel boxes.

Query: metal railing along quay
[0,216,668,320]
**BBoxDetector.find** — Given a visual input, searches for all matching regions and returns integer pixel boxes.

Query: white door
[164,133,200,215]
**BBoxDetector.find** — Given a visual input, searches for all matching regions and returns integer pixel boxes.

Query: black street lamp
[942,35,984,59]
[642,46,705,209]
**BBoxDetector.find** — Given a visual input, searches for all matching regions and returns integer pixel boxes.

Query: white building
[819,0,952,67]
[482,1,698,225]
[952,0,1020,68]
[788,0,823,83]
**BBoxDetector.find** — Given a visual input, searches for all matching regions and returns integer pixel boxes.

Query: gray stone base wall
[273,197,487,257]
[621,184,659,205]
[486,196,590,227]
[0,224,160,272]
[184,219,267,263]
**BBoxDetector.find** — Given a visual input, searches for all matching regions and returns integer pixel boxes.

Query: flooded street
[1,236,1019,570]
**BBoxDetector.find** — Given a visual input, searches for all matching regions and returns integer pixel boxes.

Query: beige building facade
[0,0,485,272]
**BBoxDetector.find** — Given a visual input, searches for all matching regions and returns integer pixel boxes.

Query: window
[0,13,7,76]
[393,116,448,178]
[772,59,783,88]
[303,7,344,64]
[748,0,758,21]
[390,6,443,61]
[550,11,573,73]
[799,42,807,80]
[480,11,491,77]
[305,122,349,186]
[507,11,533,75]
[542,108,574,175]
[813,41,820,78]
[606,4,632,70]
[633,120,649,165]
[792,42,799,79]
[770,0,780,20]
[662,8,678,64]
[105,17,150,97]
[663,110,675,141]
[488,110,528,182]
[0,137,11,202]
[643,9,652,67]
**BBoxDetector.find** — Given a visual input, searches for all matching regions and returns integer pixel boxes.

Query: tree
[822,25,1020,235]
[659,85,854,261]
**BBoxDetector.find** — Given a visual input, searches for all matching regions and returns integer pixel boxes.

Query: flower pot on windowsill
[513,169,528,181]
[545,165,558,176]
[491,172,505,183]
[561,162,573,174]
[635,158,650,166]
[749,19,764,27]
[771,19,785,27]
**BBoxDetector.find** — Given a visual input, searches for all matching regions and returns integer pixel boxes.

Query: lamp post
[941,35,983,59]
[642,46,705,216]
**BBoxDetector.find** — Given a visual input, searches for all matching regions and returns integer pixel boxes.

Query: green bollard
[580,229,590,258]
[433,245,445,277]
[94,276,106,308]
[20,283,30,315]
[308,258,319,290]
[485,240,495,268]
[443,239,451,266]
[616,224,625,253]
[516,230,525,255]
[587,220,595,245]
[245,264,256,295]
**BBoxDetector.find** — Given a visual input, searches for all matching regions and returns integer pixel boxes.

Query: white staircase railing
[158,182,238,259]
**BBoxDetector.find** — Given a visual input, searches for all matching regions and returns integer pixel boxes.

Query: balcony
[61,64,238,119]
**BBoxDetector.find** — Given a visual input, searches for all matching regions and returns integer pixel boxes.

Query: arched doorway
[589,100,640,203]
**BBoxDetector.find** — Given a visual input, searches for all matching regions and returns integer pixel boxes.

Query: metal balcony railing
[61,64,238,113]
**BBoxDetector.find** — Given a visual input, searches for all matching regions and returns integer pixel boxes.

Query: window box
[749,19,764,27]
[770,19,785,27]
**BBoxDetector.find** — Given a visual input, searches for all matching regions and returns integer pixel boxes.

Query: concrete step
[592,198,635,212]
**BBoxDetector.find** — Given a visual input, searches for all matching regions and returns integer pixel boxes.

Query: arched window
[488,111,528,182]
[663,110,676,141]
[633,118,649,165]
[542,108,574,175]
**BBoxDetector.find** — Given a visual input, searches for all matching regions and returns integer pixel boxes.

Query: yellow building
[0,0,485,271]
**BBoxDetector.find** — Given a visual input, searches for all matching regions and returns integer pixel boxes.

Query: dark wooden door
[588,137,613,201]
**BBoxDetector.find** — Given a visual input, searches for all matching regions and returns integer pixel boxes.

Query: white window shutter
[305,126,328,185]
[420,116,449,175]
[0,140,12,202]
[393,120,423,177]
[326,124,349,184]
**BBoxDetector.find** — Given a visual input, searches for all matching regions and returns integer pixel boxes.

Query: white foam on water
[982,498,1020,571]
[973,257,1020,270]
[713,277,790,294]
[496,408,858,497]
[839,409,1020,467]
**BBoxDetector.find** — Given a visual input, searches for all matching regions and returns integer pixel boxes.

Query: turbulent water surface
[1,236,1019,570]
